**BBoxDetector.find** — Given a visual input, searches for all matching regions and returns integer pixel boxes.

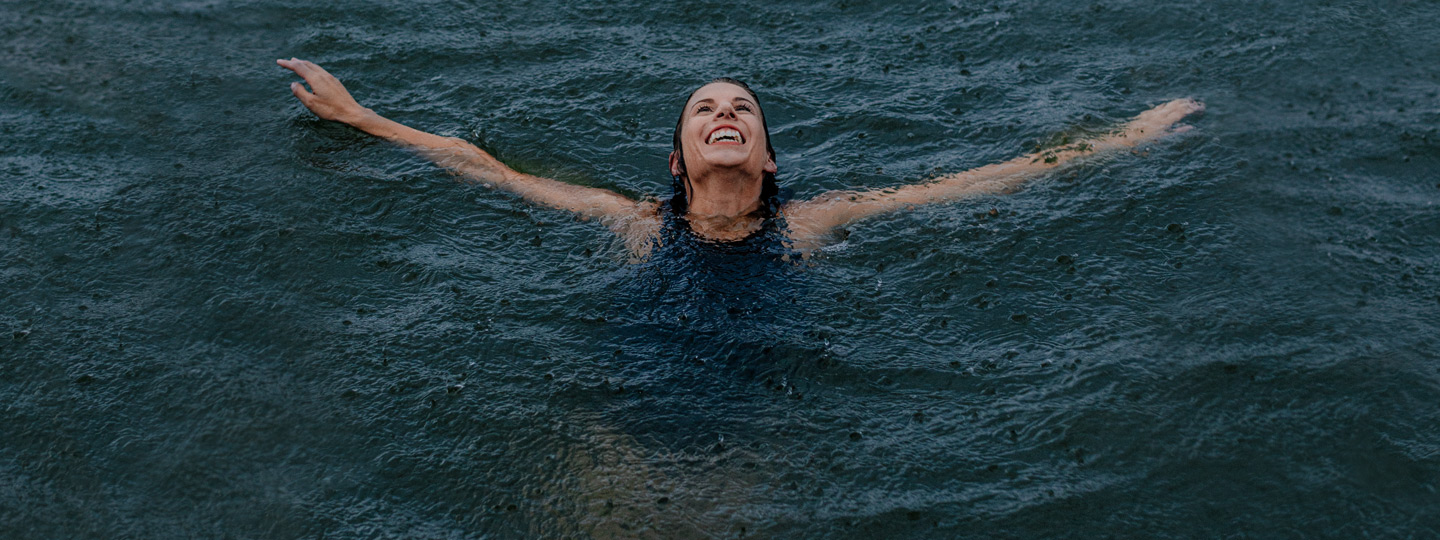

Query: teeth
[707,128,742,144]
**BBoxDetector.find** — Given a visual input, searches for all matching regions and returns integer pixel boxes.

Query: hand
[1120,98,1204,145]
[277,58,369,124]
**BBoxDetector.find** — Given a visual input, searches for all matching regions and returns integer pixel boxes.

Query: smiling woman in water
[277,58,1202,253]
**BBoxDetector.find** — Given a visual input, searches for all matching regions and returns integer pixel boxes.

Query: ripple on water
[6,0,1440,537]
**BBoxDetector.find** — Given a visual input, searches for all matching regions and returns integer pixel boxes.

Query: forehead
[686,82,757,107]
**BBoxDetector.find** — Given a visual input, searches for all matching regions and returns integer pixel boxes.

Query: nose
[714,102,737,119]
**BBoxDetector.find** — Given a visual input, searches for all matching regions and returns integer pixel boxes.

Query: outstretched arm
[783,99,1204,241]
[277,58,646,225]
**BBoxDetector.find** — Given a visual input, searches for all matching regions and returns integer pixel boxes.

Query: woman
[277,58,1202,252]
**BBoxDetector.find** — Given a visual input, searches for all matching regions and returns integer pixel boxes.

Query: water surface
[3,0,1439,538]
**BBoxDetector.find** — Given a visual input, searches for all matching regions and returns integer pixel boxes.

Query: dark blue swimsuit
[642,201,796,317]
[596,199,815,449]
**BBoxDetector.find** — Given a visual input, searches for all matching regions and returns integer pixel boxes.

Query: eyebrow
[692,97,758,108]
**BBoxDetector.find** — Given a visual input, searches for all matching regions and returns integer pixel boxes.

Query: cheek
[685,125,705,148]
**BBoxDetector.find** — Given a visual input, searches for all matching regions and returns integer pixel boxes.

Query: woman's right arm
[277,58,646,224]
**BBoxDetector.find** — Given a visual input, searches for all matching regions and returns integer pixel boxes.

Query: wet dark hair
[670,77,779,217]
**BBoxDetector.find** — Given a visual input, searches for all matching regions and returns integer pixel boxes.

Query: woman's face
[672,82,777,181]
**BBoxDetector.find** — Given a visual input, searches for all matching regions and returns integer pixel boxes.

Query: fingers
[1162,98,1204,119]
[277,57,333,89]
[277,57,317,76]
[279,57,362,122]
[281,59,317,110]
[289,81,314,105]
[293,58,324,79]
[1134,98,1205,130]
[276,57,307,76]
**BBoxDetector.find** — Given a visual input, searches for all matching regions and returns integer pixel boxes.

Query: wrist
[345,108,381,130]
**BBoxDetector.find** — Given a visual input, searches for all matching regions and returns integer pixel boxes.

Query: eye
[735,103,753,112]
[695,105,712,113]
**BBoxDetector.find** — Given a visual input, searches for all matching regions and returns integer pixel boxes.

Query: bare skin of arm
[276,58,658,243]
[782,99,1205,244]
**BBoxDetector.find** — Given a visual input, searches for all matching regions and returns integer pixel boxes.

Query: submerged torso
[626,200,800,325]
[593,200,816,448]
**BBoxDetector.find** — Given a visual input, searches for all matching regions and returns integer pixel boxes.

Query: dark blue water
[4,1,1439,538]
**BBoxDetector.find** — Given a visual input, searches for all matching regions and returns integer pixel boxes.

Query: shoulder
[607,199,662,255]
[778,198,841,250]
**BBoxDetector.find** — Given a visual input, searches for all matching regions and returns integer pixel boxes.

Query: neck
[683,170,764,219]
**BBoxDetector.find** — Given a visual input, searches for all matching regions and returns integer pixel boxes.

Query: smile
[707,127,744,145]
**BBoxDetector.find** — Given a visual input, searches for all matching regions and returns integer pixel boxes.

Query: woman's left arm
[783,99,1204,241]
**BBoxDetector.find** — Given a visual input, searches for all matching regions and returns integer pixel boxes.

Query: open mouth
[706,127,744,145]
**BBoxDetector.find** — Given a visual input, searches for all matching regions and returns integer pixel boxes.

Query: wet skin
[668,82,778,239]
[277,57,1203,250]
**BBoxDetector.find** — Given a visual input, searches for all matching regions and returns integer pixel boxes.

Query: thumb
[290,82,315,105]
